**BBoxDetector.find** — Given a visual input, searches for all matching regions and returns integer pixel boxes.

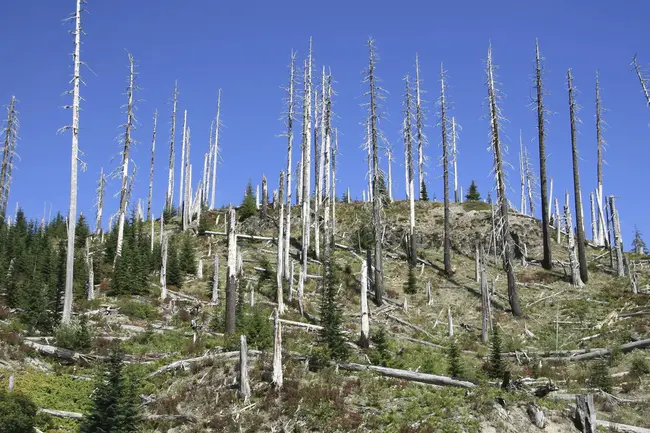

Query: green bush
[630,354,650,378]
[590,360,613,392]
[0,390,38,433]
[447,339,463,379]
[117,299,160,321]
[54,316,92,352]
[238,307,273,351]
[369,327,392,367]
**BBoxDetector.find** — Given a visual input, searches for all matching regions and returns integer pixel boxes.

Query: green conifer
[404,264,417,294]
[319,259,348,361]
[465,180,481,201]
[239,180,257,222]
[488,325,505,379]
[179,235,196,276]
[420,180,429,201]
[447,339,463,378]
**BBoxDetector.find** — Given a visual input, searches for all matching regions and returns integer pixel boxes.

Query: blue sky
[1,0,648,246]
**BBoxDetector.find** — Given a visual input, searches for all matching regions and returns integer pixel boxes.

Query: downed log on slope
[337,362,476,389]
[38,408,84,419]
[39,409,198,424]
[23,341,100,366]
[596,420,650,433]
[385,314,434,340]
[545,338,650,362]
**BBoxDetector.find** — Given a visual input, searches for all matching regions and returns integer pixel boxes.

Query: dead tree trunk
[179,110,187,215]
[160,234,168,300]
[403,75,417,267]
[360,260,370,348]
[323,73,333,262]
[0,96,17,217]
[94,168,105,236]
[386,147,393,203]
[276,172,285,314]
[183,125,192,230]
[524,145,535,218]
[480,244,490,343]
[367,39,384,306]
[272,309,283,389]
[609,196,625,277]
[451,117,459,203]
[568,69,589,283]
[225,206,237,334]
[147,110,157,222]
[166,82,178,213]
[115,53,137,262]
[62,0,83,324]
[209,89,222,210]
[239,335,251,402]
[486,44,522,317]
[261,175,268,220]
[632,54,650,110]
[298,264,304,316]
[415,54,427,201]
[85,238,94,301]
[366,120,373,203]
[301,42,313,275]
[440,65,452,276]
[565,191,584,288]
[211,254,219,304]
[535,41,553,269]
[283,52,296,281]
[519,134,527,215]
[573,394,596,433]
[332,129,338,236]
[590,192,598,243]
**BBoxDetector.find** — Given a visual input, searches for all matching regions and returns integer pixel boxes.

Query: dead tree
[323,73,333,261]
[94,168,105,236]
[524,144,535,218]
[365,120,373,202]
[62,0,84,324]
[272,309,283,389]
[519,133,527,215]
[210,89,222,210]
[301,41,313,273]
[114,53,137,262]
[261,175,268,220]
[386,146,393,202]
[451,117,459,203]
[283,52,296,281]
[573,394,596,433]
[166,82,178,213]
[332,129,338,236]
[480,244,491,343]
[535,41,553,269]
[595,72,607,246]
[415,54,427,201]
[179,110,187,214]
[567,69,589,283]
[632,54,650,109]
[182,124,192,230]
[366,39,385,305]
[239,335,251,401]
[276,172,285,314]
[161,234,168,300]
[211,255,219,304]
[225,206,237,334]
[565,191,584,287]
[360,260,370,347]
[609,196,625,277]
[0,96,18,217]
[486,44,522,317]
[403,75,417,267]
[85,238,94,301]
[440,65,452,276]
[147,110,157,222]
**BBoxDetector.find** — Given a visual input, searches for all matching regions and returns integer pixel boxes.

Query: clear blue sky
[1,0,648,246]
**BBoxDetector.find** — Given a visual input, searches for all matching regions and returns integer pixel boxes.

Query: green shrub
[239,307,273,351]
[54,316,92,352]
[630,354,650,378]
[590,360,613,392]
[447,339,463,379]
[0,390,37,433]
[487,326,505,379]
[369,327,391,367]
[404,265,417,294]
[117,300,160,321]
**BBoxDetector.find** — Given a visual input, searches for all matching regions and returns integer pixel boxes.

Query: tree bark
[0,96,17,216]
[239,335,251,402]
[451,117,458,203]
[147,110,157,222]
[225,207,237,334]
[360,260,370,348]
[415,54,426,201]
[480,245,490,343]
[440,66,452,276]
[85,238,94,301]
[610,196,625,277]
[277,172,285,314]
[283,53,295,281]
[166,82,178,212]
[179,110,187,214]
[404,75,417,267]
[210,89,221,210]
[338,363,476,389]
[161,234,168,300]
[94,168,105,236]
[301,43,313,279]
[272,309,283,389]
[573,394,596,433]
[565,191,584,287]
[211,254,219,304]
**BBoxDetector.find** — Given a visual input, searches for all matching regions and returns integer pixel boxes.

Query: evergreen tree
[75,213,91,249]
[166,241,181,288]
[465,180,481,201]
[447,339,463,378]
[632,226,648,255]
[239,180,257,222]
[590,359,613,392]
[0,390,37,433]
[179,235,196,276]
[319,259,348,361]
[404,264,417,294]
[375,170,389,204]
[420,181,429,201]
[369,326,391,366]
[488,325,505,379]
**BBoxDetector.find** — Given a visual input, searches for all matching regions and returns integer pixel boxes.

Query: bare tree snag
[573,394,596,433]
[289,260,294,302]
[360,260,370,348]
[609,196,625,277]
[524,145,535,218]
[590,192,598,243]
[486,44,522,317]
[94,168,105,236]
[632,54,650,109]
[277,171,285,315]
[179,109,187,214]
[595,72,607,246]
[565,191,584,288]
[568,69,589,283]
[415,54,427,201]
[403,75,417,267]
[282,54,296,282]
[555,197,561,244]
[225,206,237,334]
[209,89,222,209]
[519,134,527,215]
[272,309,283,389]
[475,243,480,283]
[62,0,84,324]
[366,120,373,202]
[239,335,251,402]
[426,280,433,306]
[535,41,553,269]
[480,245,490,343]
[332,129,338,236]
[323,73,333,261]
[386,146,393,203]
[298,264,304,316]
[211,254,219,304]
[85,238,94,301]
[261,175,268,220]
[440,65,452,276]
[183,126,192,230]
[548,177,554,223]
[147,110,157,222]
[150,212,155,252]
[166,82,178,212]
[447,305,453,337]
[451,117,459,203]
[115,53,137,263]
[0,96,18,217]
[366,39,384,306]
[301,41,313,276]
[161,234,168,301]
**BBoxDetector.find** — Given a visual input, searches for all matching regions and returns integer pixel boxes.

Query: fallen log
[276,318,323,331]
[596,420,650,433]
[385,314,434,340]
[546,338,650,362]
[38,409,199,424]
[146,350,256,378]
[23,341,100,366]
[337,362,476,389]
[39,408,84,420]
[204,231,276,242]
[397,335,477,355]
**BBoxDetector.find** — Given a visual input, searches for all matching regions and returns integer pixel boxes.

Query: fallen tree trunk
[23,341,100,366]
[204,231,276,242]
[385,314,434,340]
[596,420,650,433]
[146,350,257,378]
[39,409,198,424]
[338,362,476,389]
[38,408,84,420]
[546,338,650,362]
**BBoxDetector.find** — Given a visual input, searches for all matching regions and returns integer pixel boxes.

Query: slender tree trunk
[212,255,219,304]
[555,197,561,244]
[486,44,522,317]
[323,73,333,263]
[519,133,527,215]
[609,196,625,277]
[524,145,535,218]
[0,96,17,217]
[62,0,83,324]
[183,127,192,230]
[415,54,426,201]
[301,41,313,273]
[366,120,373,203]
[150,213,155,252]
[276,172,285,314]
[166,82,178,213]
[298,264,304,316]
[284,52,296,281]
[565,191,584,287]
[595,73,606,246]
[225,206,237,334]
[201,153,208,208]
[147,110,157,222]
[239,335,251,402]
[94,168,105,236]
[179,110,187,214]
[261,175,268,220]
[632,54,650,108]
[590,192,598,243]
[86,238,94,301]
[360,260,370,348]
[480,245,491,343]
[568,69,589,283]
[404,75,417,266]
[210,89,222,210]
[451,117,459,203]
[440,66,452,276]
[535,41,553,269]
[161,234,168,300]
[332,129,338,236]
[272,308,283,389]
[386,149,393,203]
[548,177,554,224]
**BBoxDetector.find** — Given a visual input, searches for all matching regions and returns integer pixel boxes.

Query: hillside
[1,200,650,432]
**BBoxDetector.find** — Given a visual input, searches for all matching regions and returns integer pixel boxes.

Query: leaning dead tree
[403,75,417,267]
[62,0,84,324]
[440,65,452,276]
[414,54,427,201]
[486,44,522,317]
[114,53,138,262]
[365,39,385,305]
[209,89,221,210]
[535,41,553,269]
[595,72,607,246]
[565,191,584,288]
[283,51,296,282]
[567,69,589,283]
[147,110,157,222]
[0,96,18,217]
[300,40,313,276]
[165,82,178,213]
[632,54,650,109]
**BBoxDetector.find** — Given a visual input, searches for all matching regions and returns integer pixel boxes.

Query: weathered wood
[39,408,84,420]
[23,340,99,366]
[447,306,453,337]
[573,394,596,433]
[160,234,168,300]
[480,245,490,343]
[610,196,625,277]
[239,335,251,402]
[276,171,285,314]
[211,254,219,304]
[338,363,476,389]
[596,420,650,433]
[298,264,305,316]
[272,309,283,389]
[565,191,584,287]
[526,402,546,428]
[225,206,237,334]
[360,260,370,347]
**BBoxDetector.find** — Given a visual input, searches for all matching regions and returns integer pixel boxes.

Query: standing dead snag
[283,52,296,281]
[415,54,427,201]
[62,0,84,324]
[609,196,625,277]
[239,335,251,402]
[403,75,417,267]
[451,117,459,203]
[161,234,168,301]
[211,255,219,304]
[323,72,333,263]
[166,82,178,213]
[276,172,285,315]
[565,191,584,288]
[182,125,192,230]
[332,129,338,236]
[225,206,238,334]
[94,168,105,236]
[300,41,313,273]
[440,65,452,276]
[0,96,18,217]
[272,309,283,389]
[85,238,94,301]
[359,260,370,347]
[519,133,527,215]
[210,89,222,210]
[147,110,157,222]
[115,53,138,263]
[535,41,553,269]
[632,54,650,109]
[480,245,491,343]
[486,43,522,317]
[365,39,385,305]
[567,69,589,283]
[179,110,187,216]
[595,72,607,246]
[261,175,268,219]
